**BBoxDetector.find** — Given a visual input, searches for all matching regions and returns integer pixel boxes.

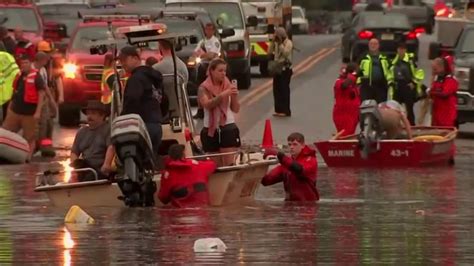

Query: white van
[166,0,256,89]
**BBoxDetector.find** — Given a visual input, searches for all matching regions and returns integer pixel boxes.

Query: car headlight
[63,63,78,79]
[454,67,470,90]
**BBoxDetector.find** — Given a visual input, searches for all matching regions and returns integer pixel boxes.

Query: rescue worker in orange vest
[101,54,115,105]
[2,54,46,161]
[158,144,217,208]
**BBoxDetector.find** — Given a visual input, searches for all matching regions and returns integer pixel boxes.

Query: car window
[361,13,411,29]
[0,7,40,32]
[71,26,158,52]
[39,4,86,35]
[167,2,244,29]
[461,30,474,53]
[292,8,303,19]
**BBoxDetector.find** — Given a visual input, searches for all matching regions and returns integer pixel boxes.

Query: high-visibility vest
[12,69,40,104]
[0,52,20,105]
[100,68,115,104]
[357,53,394,98]
[391,52,425,97]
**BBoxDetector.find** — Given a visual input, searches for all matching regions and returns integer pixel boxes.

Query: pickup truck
[352,0,435,33]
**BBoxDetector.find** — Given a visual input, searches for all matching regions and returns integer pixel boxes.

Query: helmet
[37,40,52,52]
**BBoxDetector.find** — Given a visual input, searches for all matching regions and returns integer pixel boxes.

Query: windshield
[39,5,86,35]
[167,2,244,29]
[0,8,40,32]
[361,13,411,29]
[70,26,158,52]
[461,30,474,53]
[157,20,203,39]
[292,8,303,19]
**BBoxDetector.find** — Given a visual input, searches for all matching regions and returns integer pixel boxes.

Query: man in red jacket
[430,57,458,127]
[261,132,319,201]
[158,144,217,208]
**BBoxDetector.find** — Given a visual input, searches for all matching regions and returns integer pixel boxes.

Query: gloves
[277,151,285,163]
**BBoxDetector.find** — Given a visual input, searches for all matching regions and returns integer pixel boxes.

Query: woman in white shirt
[198,58,241,166]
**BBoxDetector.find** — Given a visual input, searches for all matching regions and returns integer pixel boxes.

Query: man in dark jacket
[119,46,164,157]
[0,27,15,55]
[261,132,319,201]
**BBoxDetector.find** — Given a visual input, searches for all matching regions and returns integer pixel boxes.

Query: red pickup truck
[59,16,159,126]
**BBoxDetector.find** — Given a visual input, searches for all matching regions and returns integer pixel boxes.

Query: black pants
[395,81,417,125]
[360,80,388,104]
[273,68,293,115]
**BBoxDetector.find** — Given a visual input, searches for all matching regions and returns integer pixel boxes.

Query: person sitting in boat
[70,101,114,182]
[378,100,413,140]
[158,144,217,208]
[261,132,319,201]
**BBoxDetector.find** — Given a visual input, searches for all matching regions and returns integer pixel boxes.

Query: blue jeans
[146,123,162,157]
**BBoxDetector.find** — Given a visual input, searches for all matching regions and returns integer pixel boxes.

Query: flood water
[0,154,473,264]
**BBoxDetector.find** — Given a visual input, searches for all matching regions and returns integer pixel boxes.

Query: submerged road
[0,34,473,264]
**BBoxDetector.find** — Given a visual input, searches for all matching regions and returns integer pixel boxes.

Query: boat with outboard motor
[34,16,276,208]
[316,126,457,167]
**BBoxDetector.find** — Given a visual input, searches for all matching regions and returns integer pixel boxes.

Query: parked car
[341,11,422,63]
[166,0,257,90]
[292,6,309,34]
[352,0,435,34]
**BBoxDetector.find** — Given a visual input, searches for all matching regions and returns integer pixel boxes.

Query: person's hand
[221,89,233,98]
[230,87,239,96]
[33,112,41,121]
[57,96,64,105]
[101,163,113,175]
[277,151,286,163]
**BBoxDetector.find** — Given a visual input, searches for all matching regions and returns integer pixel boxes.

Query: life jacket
[390,52,425,98]
[0,51,20,105]
[357,53,393,87]
[12,70,39,104]
[100,68,115,104]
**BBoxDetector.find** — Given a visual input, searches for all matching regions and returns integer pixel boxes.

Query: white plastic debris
[193,238,227,252]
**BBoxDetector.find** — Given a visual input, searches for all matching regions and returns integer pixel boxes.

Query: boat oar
[331,130,345,140]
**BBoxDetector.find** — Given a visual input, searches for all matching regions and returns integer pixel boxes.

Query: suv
[155,7,234,104]
[59,13,158,126]
[166,0,257,90]
[0,1,69,46]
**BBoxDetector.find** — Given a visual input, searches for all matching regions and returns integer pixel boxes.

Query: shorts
[200,123,241,152]
[2,110,38,142]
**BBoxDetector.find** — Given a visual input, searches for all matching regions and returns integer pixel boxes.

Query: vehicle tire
[259,61,269,76]
[58,105,80,127]
[238,69,251,90]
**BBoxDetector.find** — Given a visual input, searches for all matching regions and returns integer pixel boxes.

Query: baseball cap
[37,40,52,52]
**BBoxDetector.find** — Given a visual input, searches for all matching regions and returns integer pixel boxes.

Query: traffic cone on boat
[261,119,274,150]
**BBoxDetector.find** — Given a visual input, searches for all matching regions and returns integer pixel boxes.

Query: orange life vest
[12,70,39,104]
[100,68,115,104]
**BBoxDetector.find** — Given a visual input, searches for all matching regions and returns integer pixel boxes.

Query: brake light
[406,27,424,40]
[227,50,246,58]
[63,63,78,79]
[358,30,374,39]
[226,41,245,58]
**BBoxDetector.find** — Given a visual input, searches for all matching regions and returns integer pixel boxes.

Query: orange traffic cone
[261,119,274,149]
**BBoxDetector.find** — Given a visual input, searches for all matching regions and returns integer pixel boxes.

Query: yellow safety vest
[0,52,19,106]
[100,68,115,104]
[391,53,425,97]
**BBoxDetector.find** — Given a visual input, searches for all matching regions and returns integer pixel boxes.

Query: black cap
[119,46,140,60]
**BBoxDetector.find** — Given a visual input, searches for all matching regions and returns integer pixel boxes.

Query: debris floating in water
[193,238,227,252]
[64,205,95,224]
[415,210,426,216]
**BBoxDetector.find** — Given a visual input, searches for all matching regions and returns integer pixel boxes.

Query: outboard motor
[111,114,157,207]
[358,100,383,159]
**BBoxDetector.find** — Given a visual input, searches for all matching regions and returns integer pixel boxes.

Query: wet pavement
[0,157,473,264]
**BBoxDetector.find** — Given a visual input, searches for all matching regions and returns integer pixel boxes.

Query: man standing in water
[261,132,319,201]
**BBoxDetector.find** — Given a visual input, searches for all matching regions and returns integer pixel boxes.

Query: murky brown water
[0,155,473,264]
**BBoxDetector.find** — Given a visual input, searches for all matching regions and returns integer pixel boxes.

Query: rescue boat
[0,128,29,164]
[34,153,276,209]
[315,127,457,167]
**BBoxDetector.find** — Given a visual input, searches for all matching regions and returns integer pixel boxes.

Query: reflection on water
[58,159,73,183]
[0,160,473,264]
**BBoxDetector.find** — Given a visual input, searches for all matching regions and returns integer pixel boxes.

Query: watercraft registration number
[390,149,409,157]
